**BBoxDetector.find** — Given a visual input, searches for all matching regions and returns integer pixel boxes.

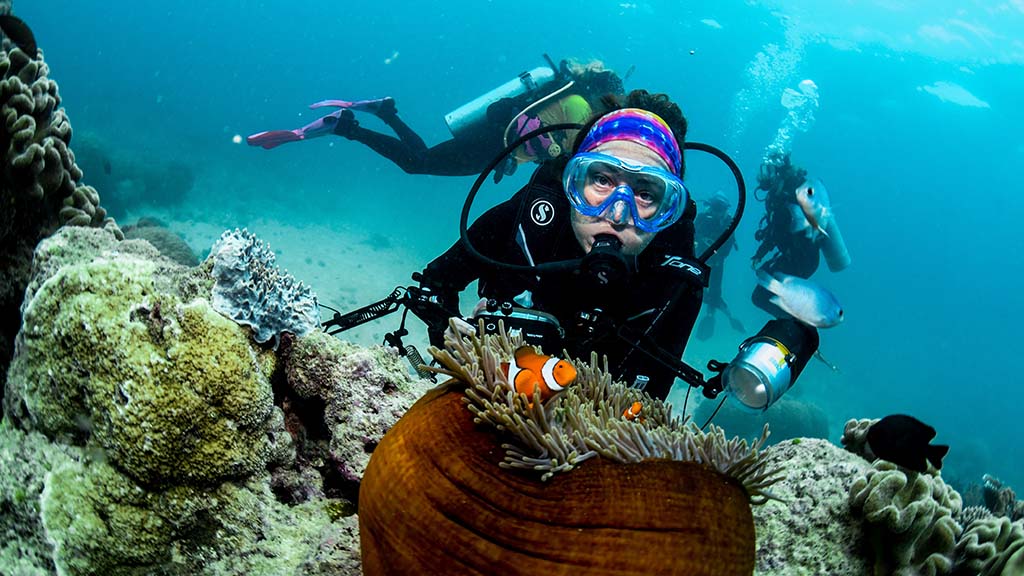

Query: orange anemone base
[359,385,755,575]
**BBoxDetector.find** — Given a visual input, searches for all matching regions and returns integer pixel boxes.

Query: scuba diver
[750,152,850,317]
[694,191,746,340]
[417,92,699,401]
[247,57,625,182]
[323,90,827,416]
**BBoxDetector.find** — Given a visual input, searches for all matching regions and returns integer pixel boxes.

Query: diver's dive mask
[563,152,689,234]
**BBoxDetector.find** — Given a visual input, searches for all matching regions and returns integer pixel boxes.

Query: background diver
[247,57,626,182]
[693,190,746,340]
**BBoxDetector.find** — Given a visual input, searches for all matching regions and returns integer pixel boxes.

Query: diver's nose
[606,198,632,225]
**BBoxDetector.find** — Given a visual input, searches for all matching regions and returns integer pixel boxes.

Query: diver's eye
[636,190,655,203]
[593,173,614,188]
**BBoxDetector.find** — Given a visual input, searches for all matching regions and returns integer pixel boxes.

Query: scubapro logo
[530,199,555,226]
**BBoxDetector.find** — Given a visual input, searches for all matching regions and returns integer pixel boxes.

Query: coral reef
[753,438,873,575]
[0,226,382,574]
[695,395,830,445]
[210,228,319,349]
[849,460,963,575]
[4,232,277,486]
[357,326,778,574]
[122,216,199,266]
[280,327,432,487]
[955,516,1024,576]
[984,474,1024,521]
[0,44,118,402]
[841,416,879,460]
[0,421,79,575]
[73,132,195,218]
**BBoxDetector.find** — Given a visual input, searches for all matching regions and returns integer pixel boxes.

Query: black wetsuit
[345,97,533,176]
[751,176,821,316]
[694,210,735,309]
[419,161,705,401]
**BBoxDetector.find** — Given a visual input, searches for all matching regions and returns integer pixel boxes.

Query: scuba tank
[444,66,558,138]
[820,217,851,272]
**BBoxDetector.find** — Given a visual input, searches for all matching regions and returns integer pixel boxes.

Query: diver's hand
[443,316,476,342]
[443,299,489,342]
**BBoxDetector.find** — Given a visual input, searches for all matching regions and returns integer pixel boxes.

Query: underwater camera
[474,299,565,351]
[718,319,819,412]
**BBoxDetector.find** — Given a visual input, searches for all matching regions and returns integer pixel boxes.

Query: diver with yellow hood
[246,56,624,182]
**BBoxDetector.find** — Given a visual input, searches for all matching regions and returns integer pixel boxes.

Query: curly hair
[570,89,689,177]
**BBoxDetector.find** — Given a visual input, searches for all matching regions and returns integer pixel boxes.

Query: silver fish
[792,178,832,239]
[757,270,844,328]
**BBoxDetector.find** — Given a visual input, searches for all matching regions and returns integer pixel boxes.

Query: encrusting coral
[753,438,873,575]
[358,323,779,575]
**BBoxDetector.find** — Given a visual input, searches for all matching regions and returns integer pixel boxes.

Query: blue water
[21,1,1023,491]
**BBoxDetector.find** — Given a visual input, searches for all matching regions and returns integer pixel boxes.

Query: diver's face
[570,140,666,256]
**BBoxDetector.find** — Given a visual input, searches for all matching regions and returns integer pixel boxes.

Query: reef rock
[753,438,873,575]
[283,330,431,489]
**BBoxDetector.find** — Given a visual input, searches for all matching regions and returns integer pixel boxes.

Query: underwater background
[19,0,1023,495]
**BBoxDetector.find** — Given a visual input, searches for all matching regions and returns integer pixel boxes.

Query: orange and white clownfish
[501,346,577,403]
[623,401,643,421]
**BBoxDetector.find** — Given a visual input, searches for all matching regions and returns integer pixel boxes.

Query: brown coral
[1,45,119,397]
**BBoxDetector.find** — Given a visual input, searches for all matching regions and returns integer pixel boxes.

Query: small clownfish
[501,346,577,404]
[623,401,644,422]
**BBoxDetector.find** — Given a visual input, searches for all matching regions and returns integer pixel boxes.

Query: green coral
[5,247,275,487]
[849,461,962,575]
[39,457,352,576]
[956,516,1024,576]
[0,421,81,575]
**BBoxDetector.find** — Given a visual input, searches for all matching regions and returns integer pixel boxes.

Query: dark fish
[0,15,37,58]
[866,414,949,473]
[103,159,112,175]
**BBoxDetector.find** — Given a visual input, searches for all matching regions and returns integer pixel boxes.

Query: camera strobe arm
[321,287,407,336]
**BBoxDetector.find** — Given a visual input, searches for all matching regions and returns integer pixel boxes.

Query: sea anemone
[428,320,782,501]
[358,323,779,575]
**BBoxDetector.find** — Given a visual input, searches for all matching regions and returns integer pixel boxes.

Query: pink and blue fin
[246,129,305,150]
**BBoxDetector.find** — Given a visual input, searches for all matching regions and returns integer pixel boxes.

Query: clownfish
[501,346,577,404]
[623,401,644,422]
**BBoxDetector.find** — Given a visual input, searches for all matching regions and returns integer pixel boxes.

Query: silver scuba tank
[444,66,557,138]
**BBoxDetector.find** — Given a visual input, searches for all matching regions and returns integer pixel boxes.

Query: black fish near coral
[866,414,949,473]
[0,15,37,58]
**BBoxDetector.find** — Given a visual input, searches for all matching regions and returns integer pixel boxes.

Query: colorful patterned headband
[578,108,682,176]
